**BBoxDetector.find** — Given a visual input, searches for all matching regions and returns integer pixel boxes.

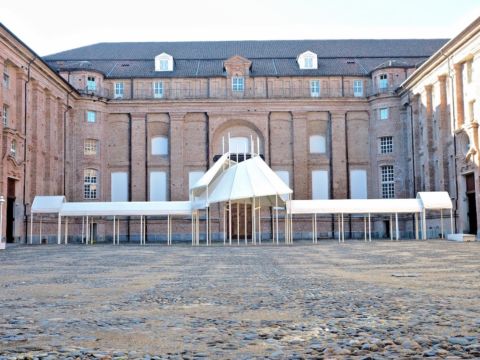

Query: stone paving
[0,240,479,359]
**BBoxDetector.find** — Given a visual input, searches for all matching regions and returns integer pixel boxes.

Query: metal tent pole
[450,209,454,235]
[440,209,444,239]
[30,213,33,245]
[364,215,367,242]
[237,202,240,245]
[244,202,247,245]
[368,213,371,242]
[65,218,68,244]
[113,216,116,245]
[258,200,262,245]
[390,214,393,241]
[229,201,232,245]
[57,215,61,245]
[423,209,427,240]
[415,213,419,240]
[395,213,399,241]
[252,197,256,245]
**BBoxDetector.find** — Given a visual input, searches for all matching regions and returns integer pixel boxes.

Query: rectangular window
[111,172,128,201]
[353,80,363,97]
[379,108,389,120]
[232,77,244,92]
[2,104,7,126]
[381,165,395,199]
[84,139,98,155]
[379,74,388,89]
[380,136,393,154]
[87,111,96,123]
[87,76,96,91]
[304,57,313,69]
[310,80,320,97]
[159,59,169,71]
[150,171,167,201]
[350,169,367,199]
[84,169,98,199]
[114,82,124,98]
[3,71,9,88]
[312,170,329,199]
[153,81,164,98]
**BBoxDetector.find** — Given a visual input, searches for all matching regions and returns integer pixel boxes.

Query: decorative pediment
[224,55,252,76]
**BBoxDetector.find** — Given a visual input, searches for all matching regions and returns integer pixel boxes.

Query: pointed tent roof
[207,156,292,206]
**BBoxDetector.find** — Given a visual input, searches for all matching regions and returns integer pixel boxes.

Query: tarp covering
[288,198,422,215]
[207,156,293,206]
[417,191,453,210]
[59,201,191,217]
[191,153,234,192]
[31,196,66,213]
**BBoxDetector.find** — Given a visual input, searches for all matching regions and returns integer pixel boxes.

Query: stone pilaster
[454,63,465,128]
[130,113,147,201]
[424,85,434,190]
[438,75,449,191]
[291,111,308,199]
[330,111,347,199]
[169,112,185,201]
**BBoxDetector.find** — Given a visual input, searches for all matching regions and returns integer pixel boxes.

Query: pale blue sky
[1,0,479,55]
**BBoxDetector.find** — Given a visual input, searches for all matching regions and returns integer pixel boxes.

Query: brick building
[0,17,479,242]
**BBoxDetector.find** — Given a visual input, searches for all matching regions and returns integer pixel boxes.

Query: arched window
[229,137,250,153]
[309,135,326,154]
[151,136,168,155]
[84,169,98,199]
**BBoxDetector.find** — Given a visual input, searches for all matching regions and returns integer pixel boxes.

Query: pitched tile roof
[43,39,448,78]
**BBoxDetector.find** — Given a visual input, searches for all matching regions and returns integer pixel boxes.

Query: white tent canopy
[288,199,422,215]
[417,191,453,209]
[59,201,191,217]
[31,196,66,213]
[207,156,293,206]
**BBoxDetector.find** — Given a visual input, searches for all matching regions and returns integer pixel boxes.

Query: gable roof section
[43,39,448,78]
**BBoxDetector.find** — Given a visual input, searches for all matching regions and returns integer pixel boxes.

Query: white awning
[31,196,66,213]
[207,156,293,206]
[59,201,192,217]
[191,153,234,192]
[417,191,453,210]
[288,198,422,215]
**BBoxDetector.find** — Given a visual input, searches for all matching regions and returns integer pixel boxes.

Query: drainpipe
[144,114,148,241]
[205,113,210,168]
[128,113,132,241]
[22,56,36,243]
[268,112,273,239]
[345,113,351,238]
[328,112,334,236]
[63,90,74,196]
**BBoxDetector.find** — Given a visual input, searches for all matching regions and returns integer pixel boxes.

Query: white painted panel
[275,170,290,187]
[229,137,249,153]
[111,172,128,202]
[189,171,204,190]
[150,171,167,201]
[312,170,329,199]
[309,135,326,153]
[350,169,367,199]
[152,137,168,155]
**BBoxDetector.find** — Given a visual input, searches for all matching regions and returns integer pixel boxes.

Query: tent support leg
[252,197,256,245]
[440,209,444,239]
[65,218,68,244]
[258,202,262,245]
[30,213,33,245]
[237,203,240,245]
[390,215,393,241]
[423,210,427,240]
[450,209,454,235]
[229,201,232,246]
[415,213,419,240]
[395,213,399,241]
[364,215,367,242]
[223,204,226,245]
[244,202,247,245]
[338,214,341,243]
[368,213,371,242]
[40,217,43,245]
[113,216,116,245]
[57,215,61,245]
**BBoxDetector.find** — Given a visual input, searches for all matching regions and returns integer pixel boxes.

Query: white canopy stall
[288,198,423,242]
[58,201,192,245]
[30,196,66,244]
[416,191,453,239]
[191,154,293,245]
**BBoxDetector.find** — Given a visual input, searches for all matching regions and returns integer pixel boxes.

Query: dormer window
[87,76,96,91]
[298,51,318,70]
[232,77,245,92]
[155,53,173,72]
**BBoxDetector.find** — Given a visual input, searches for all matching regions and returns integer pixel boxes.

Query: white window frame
[379,74,388,90]
[353,80,363,97]
[2,104,7,126]
[114,82,124,98]
[10,139,16,157]
[379,136,393,154]
[310,80,320,97]
[84,169,98,199]
[159,59,169,71]
[379,108,389,120]
[151,136,168,155]
[87,110,96,123]
[87,76,96,91]
[153,81,164,98]
[309,134,326,154]
[380,165,395,199]
[84,139,98,155]
[232,77,245,92]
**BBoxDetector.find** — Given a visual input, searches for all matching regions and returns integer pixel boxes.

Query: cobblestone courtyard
[0,240,479,359]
